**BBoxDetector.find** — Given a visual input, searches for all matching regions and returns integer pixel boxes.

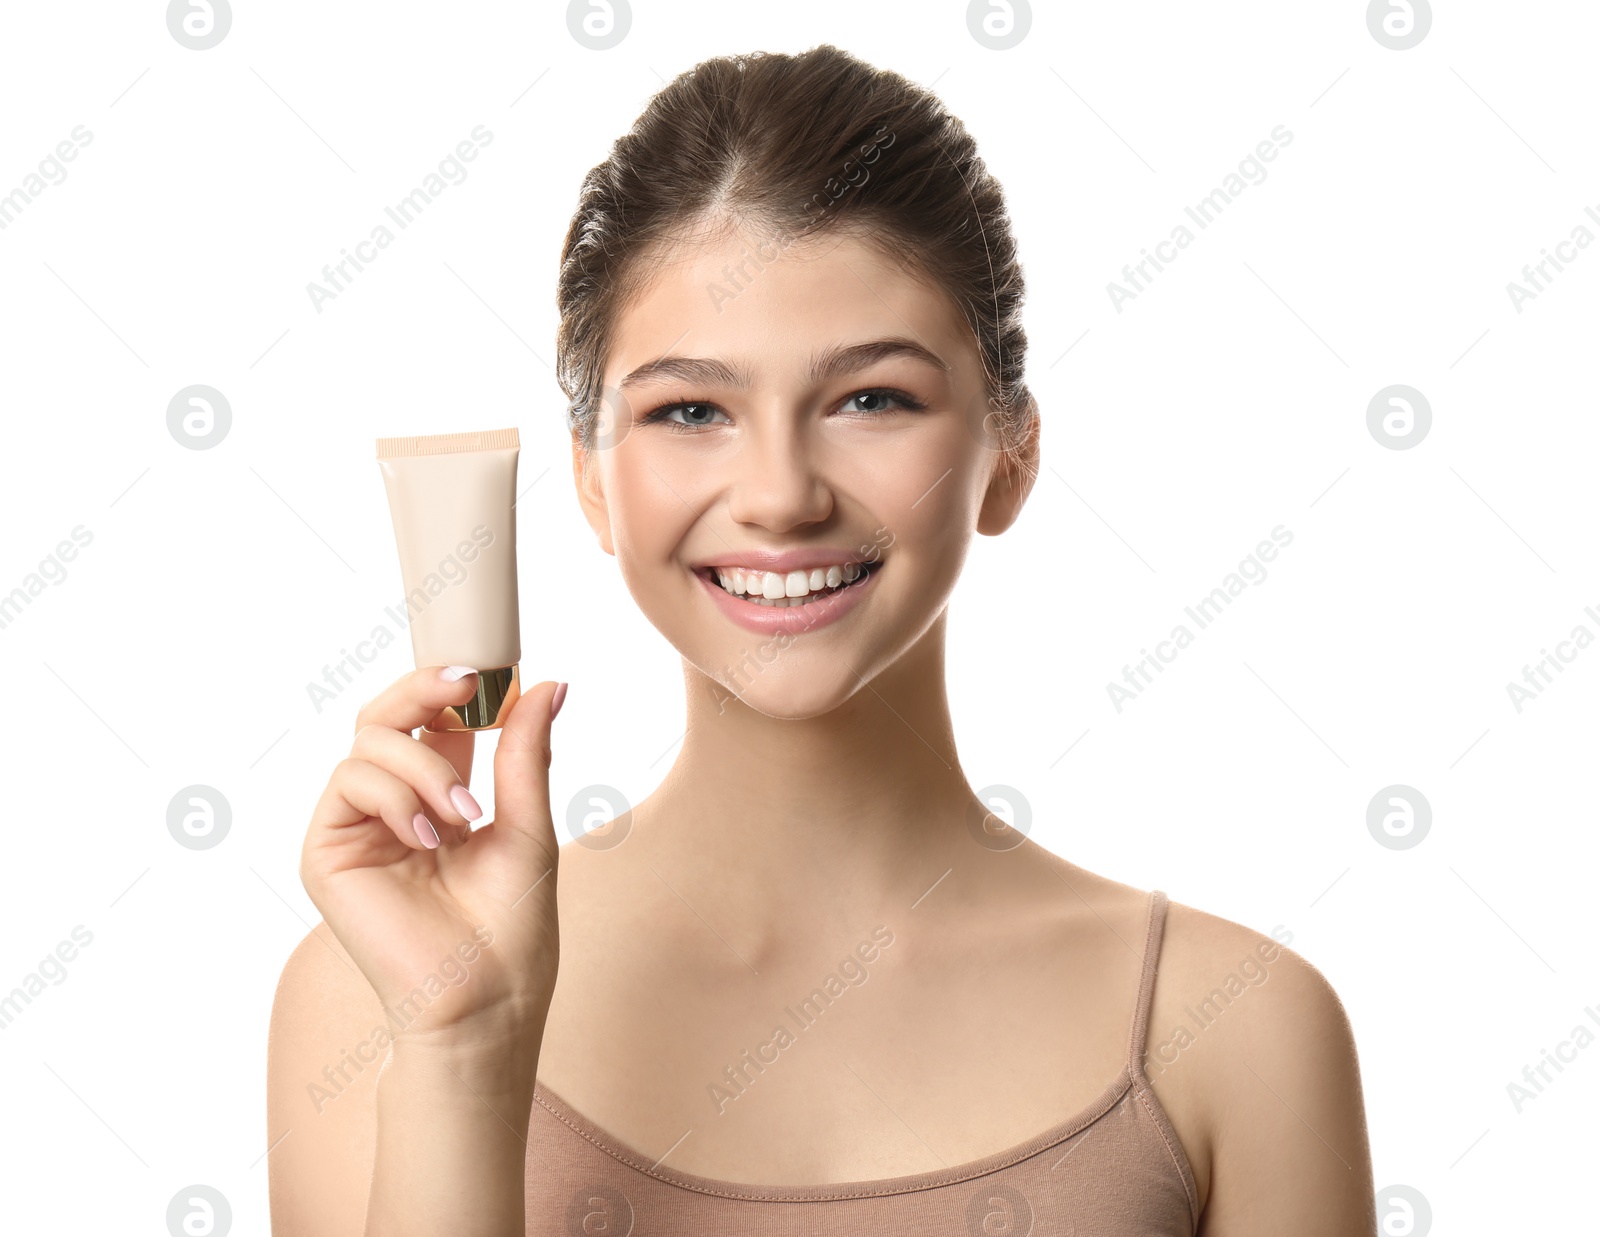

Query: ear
[976,410,1039,536]
[571,429,615,556]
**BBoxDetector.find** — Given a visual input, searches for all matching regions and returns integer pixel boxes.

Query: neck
[639,614,981,935]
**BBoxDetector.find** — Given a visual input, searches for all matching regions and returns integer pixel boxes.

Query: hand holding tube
[300,667,568,1048]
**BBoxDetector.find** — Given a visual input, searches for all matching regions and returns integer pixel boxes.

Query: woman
[268,44,1374,1236]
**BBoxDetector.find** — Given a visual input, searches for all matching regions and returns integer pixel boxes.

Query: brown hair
[555,42,1038,480]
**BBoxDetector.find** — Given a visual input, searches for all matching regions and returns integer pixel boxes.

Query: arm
[272,671,566,1234]
[367,1017,544,1236]
[267,928,546,1237]
[267,925,384,1236]
[1196,942,1376,1235]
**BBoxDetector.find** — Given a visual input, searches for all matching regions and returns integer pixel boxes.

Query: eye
[839,388,927,415]
[638,400,732,431]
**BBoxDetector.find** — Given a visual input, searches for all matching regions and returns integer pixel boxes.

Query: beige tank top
[524,889,1199,1235]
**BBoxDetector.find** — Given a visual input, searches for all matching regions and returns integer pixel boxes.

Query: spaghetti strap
[1126,889,1169,1072]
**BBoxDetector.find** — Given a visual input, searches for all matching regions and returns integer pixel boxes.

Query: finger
[419,726,475,789]
[351,724,483,829]
[354,665,486,742]
[490,680,564,846]
[312,757,440,850]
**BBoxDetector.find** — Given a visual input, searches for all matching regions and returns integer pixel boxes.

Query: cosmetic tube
[376,427,521,731]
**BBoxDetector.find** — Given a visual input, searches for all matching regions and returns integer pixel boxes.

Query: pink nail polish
[449,784,483,822]
[412,811,440,848]
[550,681,569,722]
[440,665,478,682]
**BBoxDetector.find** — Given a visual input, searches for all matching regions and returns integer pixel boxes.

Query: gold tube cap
[427,664,520,732]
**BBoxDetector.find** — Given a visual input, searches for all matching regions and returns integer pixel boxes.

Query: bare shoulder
[1153,899,1362,1095]
[1149,898,1376,1235]
[266,924,389,1236]
[1023,849,1159,938]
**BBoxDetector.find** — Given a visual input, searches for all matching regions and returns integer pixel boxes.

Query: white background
[0,1,1594,1232]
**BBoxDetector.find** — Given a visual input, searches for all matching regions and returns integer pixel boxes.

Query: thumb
[489,680,567,845]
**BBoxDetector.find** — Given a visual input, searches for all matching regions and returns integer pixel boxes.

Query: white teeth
[708,559,877,603]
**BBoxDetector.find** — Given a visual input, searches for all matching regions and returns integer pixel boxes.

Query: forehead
[605,225,975,387]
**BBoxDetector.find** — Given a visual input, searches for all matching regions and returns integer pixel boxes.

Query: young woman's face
[573,224,1032,718]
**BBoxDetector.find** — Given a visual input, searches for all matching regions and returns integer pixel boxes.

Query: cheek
[865,446,987,549]
[605,453,696,554]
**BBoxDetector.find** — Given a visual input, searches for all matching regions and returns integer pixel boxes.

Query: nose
[723,415,834,534]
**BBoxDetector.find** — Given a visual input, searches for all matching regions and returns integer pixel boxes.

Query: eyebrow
[616,336,951,391]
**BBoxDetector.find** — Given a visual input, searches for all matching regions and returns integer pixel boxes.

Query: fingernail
[449,784,483,822]
[412,811,440,849]
[440,665,478,682]
[550,681,569,722]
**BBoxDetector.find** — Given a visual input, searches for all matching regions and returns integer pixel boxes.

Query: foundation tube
[376,427,521,731]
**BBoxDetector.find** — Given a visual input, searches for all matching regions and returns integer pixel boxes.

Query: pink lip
[688,547,875,574]
[695,562,881,636]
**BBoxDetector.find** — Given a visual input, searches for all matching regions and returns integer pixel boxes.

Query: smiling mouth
[694,559,884,607]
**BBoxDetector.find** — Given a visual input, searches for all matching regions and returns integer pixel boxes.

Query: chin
[702,663,862,721]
